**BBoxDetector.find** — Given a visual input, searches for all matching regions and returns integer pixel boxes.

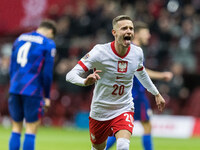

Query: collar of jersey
[111,41,131,59]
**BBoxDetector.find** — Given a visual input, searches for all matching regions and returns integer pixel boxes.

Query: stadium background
[0,0,200,149]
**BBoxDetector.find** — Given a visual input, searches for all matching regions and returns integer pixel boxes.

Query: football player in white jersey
[106,22,173,150]
[66,15,165,150]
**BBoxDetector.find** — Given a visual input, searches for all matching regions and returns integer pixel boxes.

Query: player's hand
[44,98,51,112]
[84,70,102,86]
[155,93,165,112]
[162,72,173,82]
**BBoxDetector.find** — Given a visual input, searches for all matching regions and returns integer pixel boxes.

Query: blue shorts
[133,92,152,121]
[8,94,45,122]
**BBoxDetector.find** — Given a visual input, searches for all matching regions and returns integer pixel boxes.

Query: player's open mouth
[124,36,131,45]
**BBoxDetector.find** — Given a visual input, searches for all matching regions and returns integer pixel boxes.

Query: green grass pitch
[0,125,200,150]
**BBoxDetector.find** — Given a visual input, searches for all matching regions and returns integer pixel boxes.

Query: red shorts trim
[89,112,134,144]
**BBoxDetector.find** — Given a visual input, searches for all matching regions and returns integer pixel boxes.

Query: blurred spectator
[0,43,11,85]
[170,17,197,72]
[168,63,189,100]
[0,43,11,119]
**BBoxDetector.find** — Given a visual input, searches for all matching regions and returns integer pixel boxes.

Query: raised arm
[66,64,101,86]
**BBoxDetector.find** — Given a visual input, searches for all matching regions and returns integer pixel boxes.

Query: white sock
[116,138,130,150]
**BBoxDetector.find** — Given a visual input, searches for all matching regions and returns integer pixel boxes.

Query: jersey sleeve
[66,64,87,86]
[136,47,144,71]
[78,45,100,72]
[9,39,19,78]
[66,45,100,86]
[42,41,56,98]
[135,67,159,95]
[134,48,159,95]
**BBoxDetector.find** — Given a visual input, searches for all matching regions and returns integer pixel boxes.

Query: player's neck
[115,42,129,56]
[36,28,50,38]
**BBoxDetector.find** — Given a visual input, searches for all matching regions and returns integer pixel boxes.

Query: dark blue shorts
[8,94,45,122]
[133,92,152,121]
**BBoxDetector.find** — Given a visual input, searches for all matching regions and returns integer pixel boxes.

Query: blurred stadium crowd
[0,0,200,126]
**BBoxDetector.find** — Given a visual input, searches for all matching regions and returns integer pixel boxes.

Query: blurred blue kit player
[8,19,57,150]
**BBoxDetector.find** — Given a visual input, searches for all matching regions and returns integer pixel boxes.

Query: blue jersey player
[8,19,57,150]
[106,22,173,150]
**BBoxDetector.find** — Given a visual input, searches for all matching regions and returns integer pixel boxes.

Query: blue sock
[142,134,153,150]
[9,132,21,150]
[106,135,116,150]
[23,133,36,150]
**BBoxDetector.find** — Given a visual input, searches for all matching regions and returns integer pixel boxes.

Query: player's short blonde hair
[112,15,133,28]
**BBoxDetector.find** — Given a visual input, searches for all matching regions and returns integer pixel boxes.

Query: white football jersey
[66,41,159,121]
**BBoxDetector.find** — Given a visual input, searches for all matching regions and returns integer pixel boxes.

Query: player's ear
[112,29,116,37]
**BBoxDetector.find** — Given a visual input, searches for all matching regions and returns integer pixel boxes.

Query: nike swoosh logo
[116,76,123,79]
